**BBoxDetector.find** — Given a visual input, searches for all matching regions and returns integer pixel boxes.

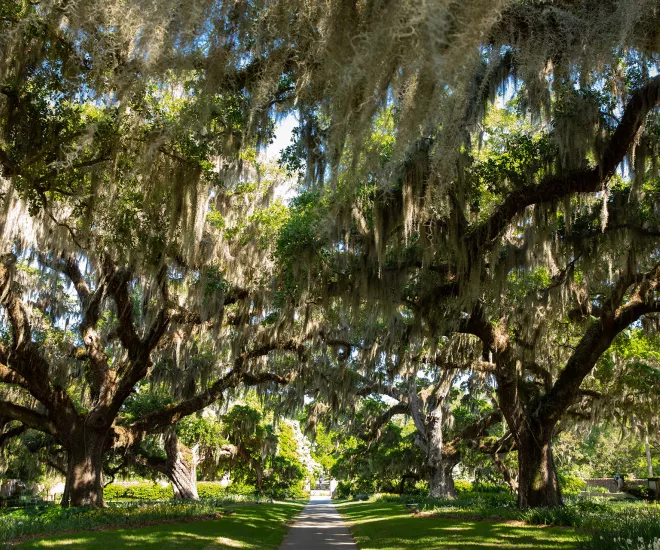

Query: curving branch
[361,402,411,442]
[0,424,26,448]
[124,339,303,439]
[465,74,660,257]
[0,362,30,390]
[0,256,79,426]
[0,401,57,435]
[541,264,660,426]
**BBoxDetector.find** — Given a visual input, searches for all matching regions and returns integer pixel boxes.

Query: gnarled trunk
[164,431,199,500]
[255,464,264,495]
[426,408,456,498]
[517,430,561,508]
[493,347,561,508]
[61,431,106,508]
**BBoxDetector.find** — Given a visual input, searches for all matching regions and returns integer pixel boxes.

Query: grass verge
[5,500,304,549]
[336,500,578,550]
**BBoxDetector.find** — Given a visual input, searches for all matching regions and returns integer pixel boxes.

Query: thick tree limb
[0,424,26,447]
[55,255,112,396]
[0,256,79,427]
[541,264,660,426]
[361,402,411,442]
[465,74,660,256]
[125,340,303,439]
[444,409,504,459]
[0,362,30,390]
[0,401,56,435]
[105,263,141,358]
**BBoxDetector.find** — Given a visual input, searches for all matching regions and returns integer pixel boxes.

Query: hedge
[104,481,259,501]
[104,483,173,501]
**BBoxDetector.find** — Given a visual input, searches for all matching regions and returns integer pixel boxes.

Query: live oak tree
[274,49,660,507]
[0,126,302,509]
[0,0,305,507]
[292,330,504,498]
[0,237,301,507]
[123,398,237,500]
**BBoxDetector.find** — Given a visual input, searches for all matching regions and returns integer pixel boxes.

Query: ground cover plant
[574,507,660,550]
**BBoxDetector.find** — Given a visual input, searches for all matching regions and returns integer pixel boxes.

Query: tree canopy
[1,0,660,509]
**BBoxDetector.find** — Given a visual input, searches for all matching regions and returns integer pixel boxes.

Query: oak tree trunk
[255,466,264,495]
[61,432,106,508]
[517,430,561,508]
[164,431,199,500]
[428,463,456,498]
[426,408,456,498]
[645,433,654,477]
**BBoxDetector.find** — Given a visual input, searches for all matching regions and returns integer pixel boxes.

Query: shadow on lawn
[19,503,303,549]
[340,502,578,550]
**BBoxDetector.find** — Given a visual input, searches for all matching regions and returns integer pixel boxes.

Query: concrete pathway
[280,496,358,549]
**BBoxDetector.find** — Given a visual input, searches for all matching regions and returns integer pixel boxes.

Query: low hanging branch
[0,244,307,506]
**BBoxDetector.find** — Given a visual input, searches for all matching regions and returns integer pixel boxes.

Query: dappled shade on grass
[18,502,304,549]
[336,502,577,550]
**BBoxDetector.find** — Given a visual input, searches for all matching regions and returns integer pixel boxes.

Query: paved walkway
[280,496,358,549]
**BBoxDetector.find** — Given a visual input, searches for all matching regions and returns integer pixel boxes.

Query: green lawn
[336,501,579,550]
[18,502,304,549]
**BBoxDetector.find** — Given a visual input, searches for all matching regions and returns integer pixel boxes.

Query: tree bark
[61,431,106,507]
[255,465,264,495]
[645,432,654,477]
[516,428,561,508]
[164,431,199,500]
[426,408,456,498]
[428,462,456,498]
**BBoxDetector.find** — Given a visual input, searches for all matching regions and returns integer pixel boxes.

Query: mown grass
[337,500,578,550]
[9,501,304,549]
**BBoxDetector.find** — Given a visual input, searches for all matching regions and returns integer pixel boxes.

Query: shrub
[268,479,308,499]
[523,505,582,527]
[559,474,587,495]
[454,480,473,493]
[104,483,172,501]
[222,481,257,497]
[522,499,613,527]
[409,480,429,495]
[623,484,651,500]
[335,481,353,499]
[573,499,612,513]
[471,481,509,494]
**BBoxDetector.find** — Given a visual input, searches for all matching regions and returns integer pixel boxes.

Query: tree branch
[361,402,411,442]
[466,74,660,256]
[0,424,26,448]
[0,401,56,435]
